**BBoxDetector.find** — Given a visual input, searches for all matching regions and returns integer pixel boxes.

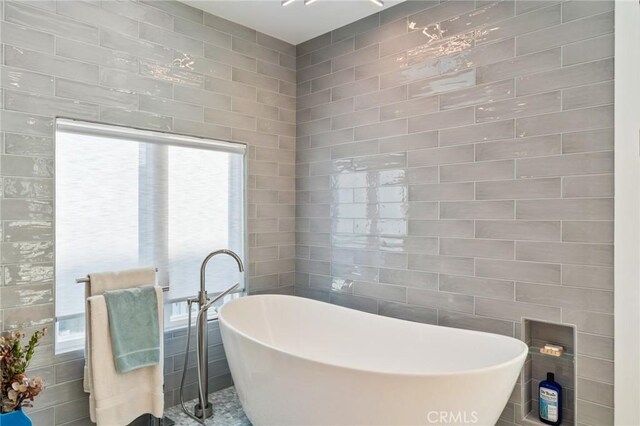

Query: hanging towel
[87,287,164,425]
[83,267,156,393]
[103,286,160,373]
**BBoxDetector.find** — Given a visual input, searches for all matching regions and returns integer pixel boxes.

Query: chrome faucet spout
[200,249,245,295]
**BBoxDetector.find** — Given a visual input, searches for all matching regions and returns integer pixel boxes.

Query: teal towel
[103,286,160,373]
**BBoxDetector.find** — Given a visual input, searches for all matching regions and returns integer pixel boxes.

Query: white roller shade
[55,119,247,322]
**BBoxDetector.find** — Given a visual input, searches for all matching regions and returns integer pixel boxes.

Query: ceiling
[182,0,406,45]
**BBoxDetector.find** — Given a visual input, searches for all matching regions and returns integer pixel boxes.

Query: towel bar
[75,269,169,292]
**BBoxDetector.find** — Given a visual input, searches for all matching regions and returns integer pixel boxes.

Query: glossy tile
[1,66,54,96]
[476,48,560,84]
[475,91,561,122]
[563,265,613,290]
[407,287,474,313]
[5,46,98,84]
[379,132,438,154]
[332,76,379,101]
[517,241,613,267]
[409,183,474,201]
[381,38,514,89]
[356,18,407,50]
[408,145,475,167]
[4,90,99,121]
[439,274,514,301]
[5,1,98,43]
[378,268,437,289]
[332,44,379,72]
[309,38,354,65]
[516,105,613,137]
[408,106,474,133]
[100,68,172,98]
[408,69,476,100]
[563,174,614,198]
[562,128,613,154]
[516,282,612,313]
[517,151,613,178]
[440,200,515,220]
[516,58,613,97]
[475,220,560,241]
[440,120,514,146]
[440,160,514,183]
[439,78,513,111]
[378,300,437,324]
[381,96,439,121]
[516,11,613,55]
[57,0,138,37]
[102,1,173,29]
[100,28,173,63]
[57,37,138,73]
[1,21,55,53]
[562,81,613,110]
[141,0,203,23]
[408,1,476,31]
[476,259,561,285]
[177,18,231,49]
[516,198,613,220]
[475,4,561,45]
[475,135,561,161]
[476,177,560,200]
[439,238,514,260]
[438,310,514,337]
[55,79,138,109]
[562,33,613,66]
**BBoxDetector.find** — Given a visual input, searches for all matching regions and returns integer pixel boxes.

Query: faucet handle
[200,282,240,313]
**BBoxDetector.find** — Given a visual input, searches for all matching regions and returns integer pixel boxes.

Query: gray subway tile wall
[0,0,295,424]
[0,0,617,424]
[295,1,613,424]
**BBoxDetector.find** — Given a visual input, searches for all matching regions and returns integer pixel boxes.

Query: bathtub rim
[218,294,528,378]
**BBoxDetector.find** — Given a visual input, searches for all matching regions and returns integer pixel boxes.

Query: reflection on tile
[5,45,98,83]
[475,91,561,123]
[381,38,513,89]
[5,1,98,44]
[1,66,54,95]
[140,60,205,88]
[476,48,560,84]
[439,78,513,110]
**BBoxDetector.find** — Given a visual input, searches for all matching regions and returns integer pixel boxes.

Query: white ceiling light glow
[283,0,383,6]
[184,0,403,44]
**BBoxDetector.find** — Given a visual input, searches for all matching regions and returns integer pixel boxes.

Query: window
[54,119,246,353]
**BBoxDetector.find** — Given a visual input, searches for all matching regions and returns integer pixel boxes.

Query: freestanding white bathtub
[218,295,527,426]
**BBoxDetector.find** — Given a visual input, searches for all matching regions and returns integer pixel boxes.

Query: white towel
[84,268,157,393]
[87,287,164,425]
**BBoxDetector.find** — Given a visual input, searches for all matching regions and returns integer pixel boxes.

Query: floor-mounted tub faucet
[179,249,244,424]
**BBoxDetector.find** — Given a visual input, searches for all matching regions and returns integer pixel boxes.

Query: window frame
[53,118,248,354]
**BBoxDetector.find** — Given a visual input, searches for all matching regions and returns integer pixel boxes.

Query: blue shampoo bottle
[539,372,562,425]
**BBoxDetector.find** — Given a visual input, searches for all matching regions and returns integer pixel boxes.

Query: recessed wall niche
[520,319,577,425]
